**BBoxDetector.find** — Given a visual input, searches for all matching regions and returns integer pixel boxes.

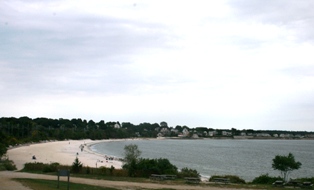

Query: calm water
[91,139,314,181]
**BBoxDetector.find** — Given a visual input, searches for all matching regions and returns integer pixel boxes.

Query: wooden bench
[285,180,301,188]
[150,174,165,181]
[150,174,177,181]
[272,180,284,187]
[301,182,313,189]
[212,177,230,184]
[185,177,200,184]
[163,175,177,180]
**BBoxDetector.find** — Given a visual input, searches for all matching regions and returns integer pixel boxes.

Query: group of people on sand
[79,144,85,152]
[104,155,116,162]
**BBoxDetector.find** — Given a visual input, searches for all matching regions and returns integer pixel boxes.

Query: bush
[0,164,5,171]
[85,166,90,174]
[23,162,46,171]
[43,162,60,173]
[178,167,200,178]
[210,175,246,184]
[0,143,7,158]
[99,166,107,175]
[251,174,282,184]
[135,158,178,177]
[0,159,17,171]
[23,162,60,173]
[111,168,128,177]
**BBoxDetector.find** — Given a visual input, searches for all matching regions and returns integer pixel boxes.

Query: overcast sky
[1,0,314,131]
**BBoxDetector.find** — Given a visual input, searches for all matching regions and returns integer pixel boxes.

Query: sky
[1,0,314,131]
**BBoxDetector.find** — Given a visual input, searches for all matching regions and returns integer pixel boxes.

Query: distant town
[162,127,314,139]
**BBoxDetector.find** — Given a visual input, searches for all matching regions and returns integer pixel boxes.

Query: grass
[14,177,286,190]
[15,172,279,190]
[15,178,121,190]
[15,178,178,190]
[19,169,181,184]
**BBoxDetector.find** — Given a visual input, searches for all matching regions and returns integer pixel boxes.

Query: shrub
[86,166,90,174]
[178,167,200,178]
[0,159,17,171]
[23,162,60,173]
[0,143,7,158]
[135,158,178,177]
[43,162,60,173]
[251,174,282,184]
[23,162,46,171]
[0,164,5,171]
[111,168,128,177]
[99,166,107,175]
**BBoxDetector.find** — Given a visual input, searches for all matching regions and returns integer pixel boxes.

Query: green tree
[272,153,301,182]
[135,158,178,177]
[71,157,83,173]
[160,121,168,127]
[0,143,7,158]
[122,144,141,177]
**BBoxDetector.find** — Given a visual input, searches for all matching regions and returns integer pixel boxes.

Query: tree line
[1,116,314,157]
[0,116,159,145]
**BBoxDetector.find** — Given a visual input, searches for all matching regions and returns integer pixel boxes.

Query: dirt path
[0,171,255,190]
[0,171,32,190]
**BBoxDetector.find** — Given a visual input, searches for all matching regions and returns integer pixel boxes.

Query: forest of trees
[0,117,160,146]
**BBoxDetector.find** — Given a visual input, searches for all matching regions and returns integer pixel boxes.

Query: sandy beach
[7,139,123,170]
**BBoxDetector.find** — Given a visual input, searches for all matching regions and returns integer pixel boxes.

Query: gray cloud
[229,0,314,43]
[0,2,175,98]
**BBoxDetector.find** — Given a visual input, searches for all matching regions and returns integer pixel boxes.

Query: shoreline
[7,139,124,171]
[7,138,210,181]
[7,138,158,171]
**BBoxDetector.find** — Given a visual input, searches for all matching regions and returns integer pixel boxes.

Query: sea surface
[90,139,314,181]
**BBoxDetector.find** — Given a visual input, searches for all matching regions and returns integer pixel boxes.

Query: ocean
[90,139,314,181]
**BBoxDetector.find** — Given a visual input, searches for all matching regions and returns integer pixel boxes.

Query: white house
[114,123,121,129]
[208,131,217,137]
[222,131,232,136]
[182,128,189,136]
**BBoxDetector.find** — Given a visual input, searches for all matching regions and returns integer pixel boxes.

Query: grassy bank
[15,178,176,190]
[16,178,121,190]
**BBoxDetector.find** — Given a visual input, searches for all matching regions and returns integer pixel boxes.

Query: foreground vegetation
[17,165,314,190]
[19,150,313,186]
[0,157,16,171]
[12,178,274,190]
